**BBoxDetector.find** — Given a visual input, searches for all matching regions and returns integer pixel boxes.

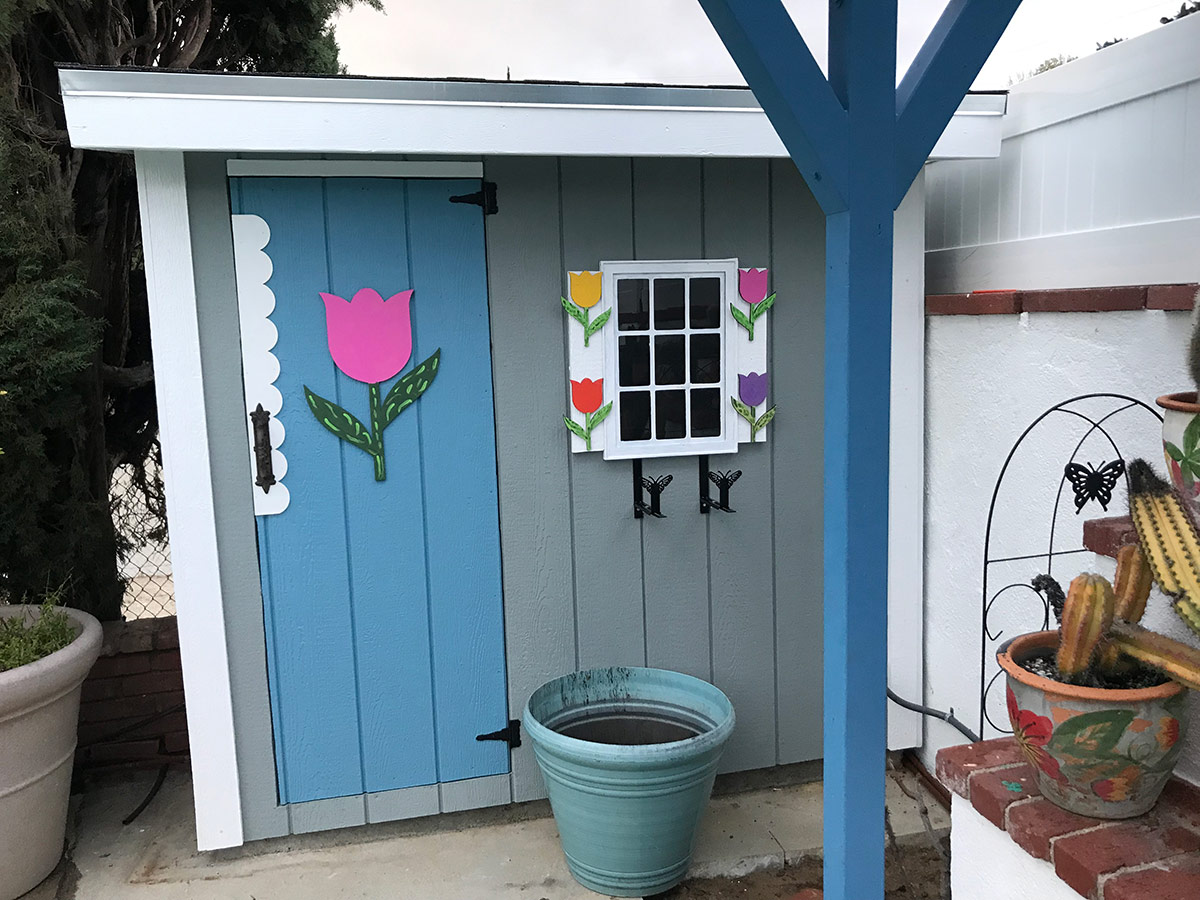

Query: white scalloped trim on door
[231,214,290,515]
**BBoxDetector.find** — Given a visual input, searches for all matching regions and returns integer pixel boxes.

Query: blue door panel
[231,176,509,805]
[406,181,510,782]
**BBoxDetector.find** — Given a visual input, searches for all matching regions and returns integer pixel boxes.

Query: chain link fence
[111,458,175,620]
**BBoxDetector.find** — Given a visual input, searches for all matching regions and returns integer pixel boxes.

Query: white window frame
[601,258,739,460]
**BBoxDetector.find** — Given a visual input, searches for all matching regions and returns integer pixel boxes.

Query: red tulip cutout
[564,378,612,451]
[304,287,441,481]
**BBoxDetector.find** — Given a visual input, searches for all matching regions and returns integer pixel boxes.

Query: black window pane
[655,335,685,385]
[620,391,651,442]
[618,278,650,331]
[691,388,721,437]
[689,277,721,329]
[618,335,650,386]
[653,278,685,330]
[690,334,720,384]
[656,390,686,440]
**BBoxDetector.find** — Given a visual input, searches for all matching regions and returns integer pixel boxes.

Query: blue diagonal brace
[894,0,1024,206]
[697,0,849,214]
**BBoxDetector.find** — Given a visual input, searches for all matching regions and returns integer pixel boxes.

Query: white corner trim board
[886,174,926,750]
[231,215,290,516]
[134,150,243,850]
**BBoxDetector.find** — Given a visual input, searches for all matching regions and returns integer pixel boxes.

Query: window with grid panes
[601,260,738,459]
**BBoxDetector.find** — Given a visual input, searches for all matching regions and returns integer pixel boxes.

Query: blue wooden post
[697,2,1024,897]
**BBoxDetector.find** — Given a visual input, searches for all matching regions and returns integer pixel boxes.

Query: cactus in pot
[998,458,1200,818]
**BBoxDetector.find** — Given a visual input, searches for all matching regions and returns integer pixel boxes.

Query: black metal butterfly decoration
[1063,459,1125,513]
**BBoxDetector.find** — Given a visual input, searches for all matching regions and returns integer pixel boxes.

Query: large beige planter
[0,606,101,900]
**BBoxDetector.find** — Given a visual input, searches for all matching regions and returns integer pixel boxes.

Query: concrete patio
[25,767,947,899]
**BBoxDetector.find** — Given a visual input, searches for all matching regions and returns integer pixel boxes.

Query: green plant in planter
[1035,458,1200,690]
[0,597,76,673]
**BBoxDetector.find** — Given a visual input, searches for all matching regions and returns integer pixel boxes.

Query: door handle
[250,403,276,493]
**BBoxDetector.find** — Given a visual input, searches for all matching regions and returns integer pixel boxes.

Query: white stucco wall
[950,795,1081,900]
[920,308,1199,786]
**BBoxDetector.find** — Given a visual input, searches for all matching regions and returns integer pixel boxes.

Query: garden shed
[59,66,1004,850]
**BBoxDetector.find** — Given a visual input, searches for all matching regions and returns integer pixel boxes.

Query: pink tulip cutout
[738,268,769,305]
[320,289,414,384]
[732,268,775,342]
[306,287,440,482]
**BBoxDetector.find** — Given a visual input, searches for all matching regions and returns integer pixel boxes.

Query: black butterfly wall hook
[1064,459,1125,513]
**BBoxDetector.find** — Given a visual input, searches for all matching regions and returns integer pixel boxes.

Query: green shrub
[0,598,76,673]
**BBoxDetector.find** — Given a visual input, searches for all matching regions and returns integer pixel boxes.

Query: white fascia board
[60,68,1003,161]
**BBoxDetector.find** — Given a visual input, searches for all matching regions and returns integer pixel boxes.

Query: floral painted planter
[1159,392,1200,502]
[999,631,1187,819]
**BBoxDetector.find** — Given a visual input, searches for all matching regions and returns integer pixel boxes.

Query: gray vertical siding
[703,158,778,773]
[485,155,827,795]
[769,159,826,763]
[188,152,829,828]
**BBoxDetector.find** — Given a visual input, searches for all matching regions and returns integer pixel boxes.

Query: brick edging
[927,284,1197,316]
[937,738,1200,899]
[78,615,189,767]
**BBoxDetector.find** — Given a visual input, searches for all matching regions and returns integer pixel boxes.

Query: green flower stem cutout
[731,267,775,341]
[562,271,611,347]
[564,378,612,451]
[305,350,440,482]
[733,371,776,440]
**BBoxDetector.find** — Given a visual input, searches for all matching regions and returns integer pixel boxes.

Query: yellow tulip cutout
[561,271,611,347]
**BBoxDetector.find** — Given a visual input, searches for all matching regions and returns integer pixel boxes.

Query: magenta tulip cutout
[304,288,440,481]
[731,268,775,341]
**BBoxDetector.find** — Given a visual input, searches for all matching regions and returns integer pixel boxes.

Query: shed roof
[59,67,1005,160]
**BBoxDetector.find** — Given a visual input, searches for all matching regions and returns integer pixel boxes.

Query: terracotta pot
[0,606,101,900]
[1159,392,1200,502]
[998,631,1187,819]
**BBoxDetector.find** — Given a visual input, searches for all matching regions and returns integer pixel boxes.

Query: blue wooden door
[229,176,509,805]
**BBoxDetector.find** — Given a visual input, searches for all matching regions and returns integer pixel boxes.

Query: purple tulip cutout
[733,371,776,440]
[739,372,769,408]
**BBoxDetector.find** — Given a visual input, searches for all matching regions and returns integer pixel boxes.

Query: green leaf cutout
[1166,441,1186,462]
[1047,709,1135,758]
[753,406,777,434]
[584,308,612,340]
[561,296,588,327]
[731,397,756,425]
[382,349,441,426]
[1185,414,1200,456]
[563,416,588,441]
[730,303,752,335]
[750,292,776,322]
[304,387,374,452]
[587,401,613,431]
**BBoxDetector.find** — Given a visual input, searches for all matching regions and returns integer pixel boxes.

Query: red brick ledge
[926,284,1197,316]
[937,738,1200,899]
[1082,516,1138,560]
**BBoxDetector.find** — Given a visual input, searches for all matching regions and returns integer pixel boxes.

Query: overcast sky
[334,0,1183,90]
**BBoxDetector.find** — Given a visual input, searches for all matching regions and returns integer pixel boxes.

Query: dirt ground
[655,844,949,900]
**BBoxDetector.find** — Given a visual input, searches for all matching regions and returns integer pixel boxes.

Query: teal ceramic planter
[523,667,735,897]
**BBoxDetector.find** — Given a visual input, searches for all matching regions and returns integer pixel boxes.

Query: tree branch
[102,362,154,390]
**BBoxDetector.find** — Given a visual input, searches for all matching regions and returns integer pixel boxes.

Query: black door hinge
[450,181,498,215]
[475,718,521,748]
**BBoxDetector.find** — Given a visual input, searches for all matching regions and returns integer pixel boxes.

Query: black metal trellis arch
[978,393,1163,739]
